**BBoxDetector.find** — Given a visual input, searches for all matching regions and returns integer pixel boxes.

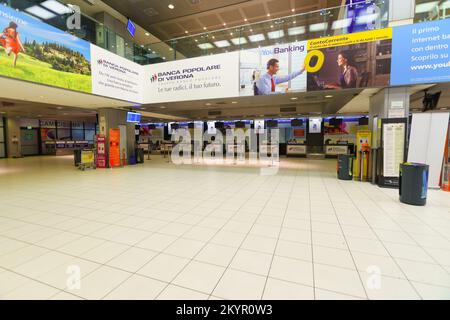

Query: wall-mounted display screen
[127,19,136,38]
[126,112,141,123]
[291,119,304,127]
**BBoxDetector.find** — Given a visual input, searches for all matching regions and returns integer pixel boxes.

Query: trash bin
[74,149,81,166]
[399,163,429,206]
[135,148,144,164]
[337,154,354,180]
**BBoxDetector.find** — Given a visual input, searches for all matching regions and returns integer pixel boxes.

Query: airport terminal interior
[0,0,450,301]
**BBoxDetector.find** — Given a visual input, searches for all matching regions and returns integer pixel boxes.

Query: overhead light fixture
[214,40,231,48]
[325,95,333,98]
[332,18,353,30]
[25,5,56,20]
[355,14,379,25]
[267,13,271,17]
[198,43,214,49]
[268,30,285,39]
[40,0,72,15]
[160,106,166,109]
[223,23,227,26]
[203,27,207,30]
[168,4,175,10]
[231,37,248,45]
[290,97,298,100]
[291,9,295,13]
[185,30,189,34]
[288,26,305,36]
[415,1,438,13]
[248,33,265,42]
[145,32,150,36]
[244,18,248,22]
[205,103,212,106]
[231,101,238,104]
[309,22,328,32]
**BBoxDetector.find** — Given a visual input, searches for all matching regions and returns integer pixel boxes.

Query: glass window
[85,130,96,142]
[72,130,84,140]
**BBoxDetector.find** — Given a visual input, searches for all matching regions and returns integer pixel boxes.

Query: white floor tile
[195,243,238,267]
[104,274,167,300]
[269,256,313,286]
[173,261,225,294]
[314,264,366,298]
[107,247,158,272]
[213,269,266,300]
[137,253,189,282]
[157,284,209,300]
[74,266,131,300]
[263,278,314,300]
[230,249,273,276]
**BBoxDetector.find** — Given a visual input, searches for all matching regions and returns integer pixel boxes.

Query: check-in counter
[286,144,307,157]
[259,144,279,157]
[325,144,349,157]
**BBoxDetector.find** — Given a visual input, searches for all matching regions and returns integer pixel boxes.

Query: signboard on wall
[143,52,240,103]
[391,19,450,85]
[91,45,143,103]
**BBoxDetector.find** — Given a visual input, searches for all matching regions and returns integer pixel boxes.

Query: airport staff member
[255,58,305,95]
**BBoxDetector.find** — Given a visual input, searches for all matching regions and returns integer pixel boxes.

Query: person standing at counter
[255,58,305,95]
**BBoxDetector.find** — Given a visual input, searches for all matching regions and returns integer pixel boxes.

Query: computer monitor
[235,121,246,129]
[359,117,369,126]
[291,119,304,127]
[267,120,278,128]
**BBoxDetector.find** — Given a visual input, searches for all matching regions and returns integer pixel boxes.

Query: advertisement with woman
[0,5,92,93]
[306,28,393,91]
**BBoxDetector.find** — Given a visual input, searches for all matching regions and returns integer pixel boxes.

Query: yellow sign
[307,28,392,50]
[304,50,325,73]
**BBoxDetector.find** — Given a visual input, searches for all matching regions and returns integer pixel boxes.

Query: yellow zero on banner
[304,50,325,73]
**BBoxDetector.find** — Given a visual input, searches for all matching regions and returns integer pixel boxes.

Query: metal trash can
[337,154,354,180]
[135,148,145,164]
[399,163,429,206]
[74,149,81,166]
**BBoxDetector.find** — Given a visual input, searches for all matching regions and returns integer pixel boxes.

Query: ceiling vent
[208,110,222,116]
[143,7,159,17]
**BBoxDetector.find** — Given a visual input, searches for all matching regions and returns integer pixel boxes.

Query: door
[21,128,39,156]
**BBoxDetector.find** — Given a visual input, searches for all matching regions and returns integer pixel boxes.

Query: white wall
[408,112,450,188]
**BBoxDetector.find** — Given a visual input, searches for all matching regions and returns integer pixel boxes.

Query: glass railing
[414,0,450,22]
[145,0,391,63]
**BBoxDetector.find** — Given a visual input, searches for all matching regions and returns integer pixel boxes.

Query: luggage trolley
[79,149,96,171]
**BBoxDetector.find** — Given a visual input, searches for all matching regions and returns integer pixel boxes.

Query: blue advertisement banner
[391,20,450,86]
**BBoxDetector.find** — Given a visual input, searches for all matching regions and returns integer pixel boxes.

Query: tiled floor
[0,155,449,300]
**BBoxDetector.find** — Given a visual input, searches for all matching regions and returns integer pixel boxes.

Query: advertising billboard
[0,5,92,93]
[391,19,450,86]
[143,51,240,104]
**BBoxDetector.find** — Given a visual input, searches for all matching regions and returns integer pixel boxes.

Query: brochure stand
[377,118,407,188]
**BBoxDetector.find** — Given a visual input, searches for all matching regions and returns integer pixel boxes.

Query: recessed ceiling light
[160,106,166,109]
[185,30,189,34]
[325,95,333,98]
[244,18,248,22]
[145,32,150,36]
[40,0,72,15]
[288,26,305,36]
[214,40,231,48]
[231,101,238,104]
[267,13,271,17]
[291,8,295,12]
[268,30,285,39]
[248,33,265,42]
[309,22,328,32]
[168,4,175,9]
[205,103,212,106]
[203,27,207,30]
[198,43,214,50]
[25,5,56,20]
[290,97,298,100]
[231,37,248,45]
